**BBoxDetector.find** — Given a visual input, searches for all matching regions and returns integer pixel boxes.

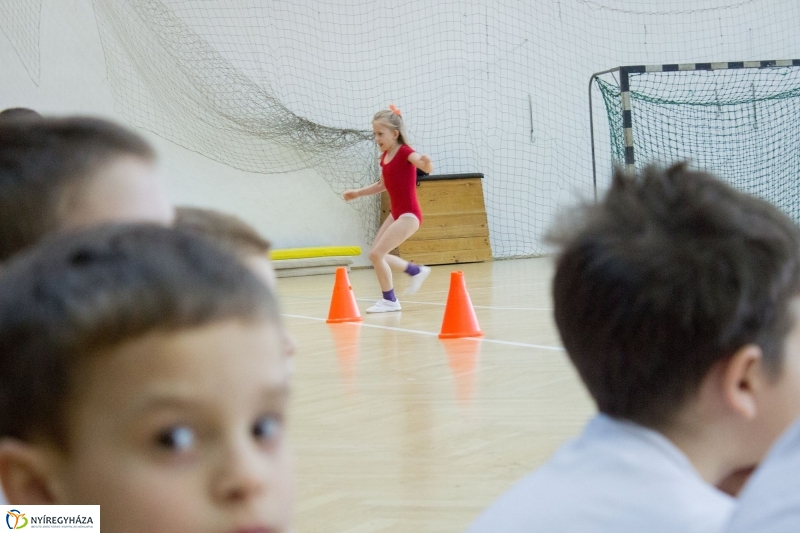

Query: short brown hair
[0,108,40,121]
[0,223,279,446]
[174,206,271,257]
[550,163,800,428]
[0,116,155,262]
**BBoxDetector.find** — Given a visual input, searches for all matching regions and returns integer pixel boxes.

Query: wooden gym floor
[279,257,596,533]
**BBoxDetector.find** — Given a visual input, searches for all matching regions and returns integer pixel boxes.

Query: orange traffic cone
[439,271,483,338]
[442,338,481,404]
[326,267,363,323]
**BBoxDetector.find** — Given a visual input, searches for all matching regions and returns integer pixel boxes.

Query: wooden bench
[381,173,492,265]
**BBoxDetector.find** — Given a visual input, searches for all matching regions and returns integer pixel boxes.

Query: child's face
[372,121,399,152]
[59,155,175,230]
[55,319,293,533]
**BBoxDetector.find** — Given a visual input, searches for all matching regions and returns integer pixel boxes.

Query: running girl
[343,105,433,313]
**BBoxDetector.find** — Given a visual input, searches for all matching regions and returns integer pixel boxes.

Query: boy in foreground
[0,224,294,533]
[468,163,800,533]
[0,116,173,262]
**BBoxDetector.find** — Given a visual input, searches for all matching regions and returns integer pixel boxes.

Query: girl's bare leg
[369,216,420,292]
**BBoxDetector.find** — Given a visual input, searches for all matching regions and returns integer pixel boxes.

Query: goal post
[590,59,800,220]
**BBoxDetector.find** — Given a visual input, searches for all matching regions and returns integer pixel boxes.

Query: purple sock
[382,289,396,302]
[405,263,421,276]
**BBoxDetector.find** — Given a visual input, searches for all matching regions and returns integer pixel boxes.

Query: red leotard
[381,144,423,223]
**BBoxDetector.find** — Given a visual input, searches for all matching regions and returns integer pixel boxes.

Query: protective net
[0,0,41,86]
[92,0,380,239]
[595,65,800,221]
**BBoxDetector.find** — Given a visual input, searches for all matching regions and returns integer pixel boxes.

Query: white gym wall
[2,0,799,265]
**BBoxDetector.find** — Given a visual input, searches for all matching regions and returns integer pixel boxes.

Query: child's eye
[252,415,283,442]
[156,425,195,452]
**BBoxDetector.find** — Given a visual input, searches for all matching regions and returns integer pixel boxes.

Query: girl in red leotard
[343,105,433,313]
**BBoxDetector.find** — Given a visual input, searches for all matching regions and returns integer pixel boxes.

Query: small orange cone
[326,267,363,323]
[439,271,483,338]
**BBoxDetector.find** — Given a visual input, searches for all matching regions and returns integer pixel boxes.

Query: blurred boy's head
[174,206,276,288]
[550,163,800,480]
[0,117,173,262]
[0,108,40,121]
[0,224,293,533]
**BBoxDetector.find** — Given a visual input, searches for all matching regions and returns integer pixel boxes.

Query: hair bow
[389,104,402,116]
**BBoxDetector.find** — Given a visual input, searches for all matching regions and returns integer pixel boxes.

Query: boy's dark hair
[0,224,280,446]
[0,108,41,121]
[550,163,800,428]
[174,206,272,257]
[0,116,155,262]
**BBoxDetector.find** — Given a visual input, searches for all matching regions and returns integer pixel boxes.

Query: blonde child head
[373,105,410,146]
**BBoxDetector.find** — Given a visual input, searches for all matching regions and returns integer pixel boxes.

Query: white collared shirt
[467,414,735,533]
[725,417,800,533]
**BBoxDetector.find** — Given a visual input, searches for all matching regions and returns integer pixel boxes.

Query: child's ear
[722,344,764,419]
[0,439,62,505]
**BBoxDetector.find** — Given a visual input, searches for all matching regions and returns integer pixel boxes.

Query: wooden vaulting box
[380,173,492,265]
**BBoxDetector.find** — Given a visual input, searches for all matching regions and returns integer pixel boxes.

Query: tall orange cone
[326,267,363,323]
[439,271,483,338]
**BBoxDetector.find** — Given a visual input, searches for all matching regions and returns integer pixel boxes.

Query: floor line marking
[282,295,552,311]
[383,299,554,311]
[282,313,565,351]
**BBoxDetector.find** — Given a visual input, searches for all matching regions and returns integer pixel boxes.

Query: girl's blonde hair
[373,108,410,145]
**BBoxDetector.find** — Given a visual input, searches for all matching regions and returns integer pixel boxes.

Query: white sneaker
[404,265,431,295]
[366,298,402,313]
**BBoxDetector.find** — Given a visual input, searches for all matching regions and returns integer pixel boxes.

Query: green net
[595,66,800,221]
